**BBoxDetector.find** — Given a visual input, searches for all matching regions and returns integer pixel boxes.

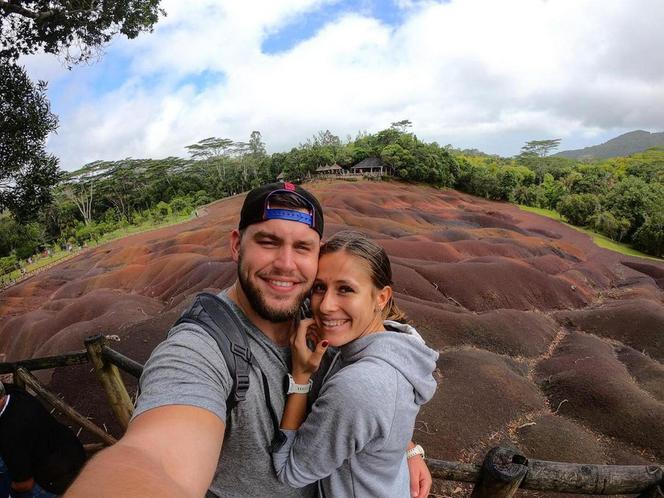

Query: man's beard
[237,253,308,323]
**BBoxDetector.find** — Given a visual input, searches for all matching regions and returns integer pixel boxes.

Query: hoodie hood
[338,320,439,405]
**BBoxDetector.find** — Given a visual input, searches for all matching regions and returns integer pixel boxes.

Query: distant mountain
[555,130,664,160]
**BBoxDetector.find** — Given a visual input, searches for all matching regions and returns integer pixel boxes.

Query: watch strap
[406,444,425,459]
[286,373,312,394]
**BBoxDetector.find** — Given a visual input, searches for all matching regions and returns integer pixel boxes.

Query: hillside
[1,179,663,497]
[556,130,664,159]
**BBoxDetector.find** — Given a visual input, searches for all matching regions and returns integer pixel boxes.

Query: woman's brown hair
[319,230,407,322]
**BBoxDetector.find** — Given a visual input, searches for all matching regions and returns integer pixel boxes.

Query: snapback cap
[239,182,324,238]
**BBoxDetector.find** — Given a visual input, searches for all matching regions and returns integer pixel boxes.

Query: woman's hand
[290,318,328,382]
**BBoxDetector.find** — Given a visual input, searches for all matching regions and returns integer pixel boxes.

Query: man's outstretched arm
[66,405,224,498]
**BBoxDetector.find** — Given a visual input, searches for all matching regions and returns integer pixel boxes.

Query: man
[67,182,431,497]
[0,382,86,497]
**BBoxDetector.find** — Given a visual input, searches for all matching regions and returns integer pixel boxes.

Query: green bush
[152,201,172,222]
[557,193,600,226]
[0,255,19,274]
[633,212,664,257]
[513,185,547,207]
[541,174,567,209]
[170,196,193,215]
[193,190,212,206]
[605,177,663,236]
[74,222,102,244]
[590,211,630,242]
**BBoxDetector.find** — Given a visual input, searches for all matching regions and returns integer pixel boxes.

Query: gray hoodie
[272,321,439,497]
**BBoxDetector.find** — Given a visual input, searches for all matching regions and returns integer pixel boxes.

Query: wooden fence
[0,335,662,497]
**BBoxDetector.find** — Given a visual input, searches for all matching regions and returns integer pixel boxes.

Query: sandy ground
[1,179,662,497]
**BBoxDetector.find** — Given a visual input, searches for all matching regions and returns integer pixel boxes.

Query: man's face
[231,218,320,322]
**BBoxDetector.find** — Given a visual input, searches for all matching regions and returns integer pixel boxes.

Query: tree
[519,139,561,158]
[541,173,567,209]
[0,61,60,221]
[557,193,600,226]
[390,120,412,133]
[605,176,663,236]
[1,0,164,221]
[633,212,664,257]
[185,137,236,160]
[0,0,165,63]
[248,131,266,159]
[590,211,630,242]
[62,182,94,226]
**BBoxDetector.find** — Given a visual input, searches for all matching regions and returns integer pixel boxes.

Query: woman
[272,230,439,497]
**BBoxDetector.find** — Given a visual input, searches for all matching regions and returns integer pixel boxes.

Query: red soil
[1,179,663,491]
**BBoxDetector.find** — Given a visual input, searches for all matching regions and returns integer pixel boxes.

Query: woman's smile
[311,251,388,347]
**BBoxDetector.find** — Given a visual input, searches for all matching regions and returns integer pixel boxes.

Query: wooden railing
[1,337,662,497]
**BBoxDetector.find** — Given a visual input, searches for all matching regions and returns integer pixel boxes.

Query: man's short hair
[239,182,324,237]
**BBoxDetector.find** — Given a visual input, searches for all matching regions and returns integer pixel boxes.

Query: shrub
[152,201,172,222]
[513,185,547,207]
[590,211,630,241]
[0,255,19,274]
[633,212,664,257]
[557,193,600,226]
[170,196,193,215]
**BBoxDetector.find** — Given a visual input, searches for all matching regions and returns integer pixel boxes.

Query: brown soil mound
[535,331,664,459]
[615,345,664,402]
[412,258,591,311]
[554,298,664,361]
[417,347,547,461]
[1,179,663,488]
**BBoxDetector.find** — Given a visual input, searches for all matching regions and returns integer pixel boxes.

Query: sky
[18,0,664,171]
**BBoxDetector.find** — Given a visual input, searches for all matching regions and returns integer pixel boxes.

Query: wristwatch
[406,444,425,459]
[284,373,313,394]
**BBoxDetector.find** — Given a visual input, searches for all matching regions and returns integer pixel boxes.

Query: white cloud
[20,0,664,169]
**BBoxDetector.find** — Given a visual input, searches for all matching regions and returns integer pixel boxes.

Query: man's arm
[66,405,224,497]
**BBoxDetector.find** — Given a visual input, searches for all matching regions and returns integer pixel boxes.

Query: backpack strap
[176,292,252,410]
[175,293,284,448]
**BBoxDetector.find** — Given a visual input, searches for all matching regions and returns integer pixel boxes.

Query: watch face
[283,374,290,393]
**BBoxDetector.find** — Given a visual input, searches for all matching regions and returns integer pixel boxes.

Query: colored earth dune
[1,180,662,497]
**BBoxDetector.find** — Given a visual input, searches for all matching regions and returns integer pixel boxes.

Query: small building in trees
[315,164,346,178]
[351,157,391,177]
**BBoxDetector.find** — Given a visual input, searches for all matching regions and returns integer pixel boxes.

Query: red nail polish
[321,340,329,348]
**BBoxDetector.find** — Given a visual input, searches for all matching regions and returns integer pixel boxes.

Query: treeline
[452,146,664,257]
[0,122,461,274]
[1,125,662,276]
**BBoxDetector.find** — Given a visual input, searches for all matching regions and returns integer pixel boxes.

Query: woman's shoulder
[323,358,399,403]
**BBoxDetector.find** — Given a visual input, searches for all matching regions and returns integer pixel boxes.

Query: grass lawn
[1,212,195,285]
[518,205,662,261]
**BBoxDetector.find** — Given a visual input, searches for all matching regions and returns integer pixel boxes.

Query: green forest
[1,123,663,281]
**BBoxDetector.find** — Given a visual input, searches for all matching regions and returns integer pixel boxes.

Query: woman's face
[310,250,391,347]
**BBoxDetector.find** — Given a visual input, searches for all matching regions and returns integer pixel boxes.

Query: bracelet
[406,444,425,459]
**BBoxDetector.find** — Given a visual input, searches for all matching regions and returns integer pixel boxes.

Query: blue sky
[19,0,664,170]
[262,0,406,54]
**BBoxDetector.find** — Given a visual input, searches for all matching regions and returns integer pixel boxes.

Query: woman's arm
[280,318,328,431]
[272,360,398,488]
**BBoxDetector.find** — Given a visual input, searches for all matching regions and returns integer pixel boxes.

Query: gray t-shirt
[134,293,316,498]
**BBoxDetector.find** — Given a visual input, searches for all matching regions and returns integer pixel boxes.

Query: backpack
[174,292,284,448]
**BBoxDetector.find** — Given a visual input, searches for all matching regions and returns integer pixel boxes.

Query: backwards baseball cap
[239,182,324,238]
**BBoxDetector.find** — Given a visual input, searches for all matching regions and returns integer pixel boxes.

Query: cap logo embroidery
[284,182,296,191]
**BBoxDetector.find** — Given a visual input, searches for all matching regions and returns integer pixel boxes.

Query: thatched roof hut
[351,157,390,175]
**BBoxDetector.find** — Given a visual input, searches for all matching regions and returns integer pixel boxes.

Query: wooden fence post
[13,368,25,389]
[470,447,529,498]
[85,334,133,430]
[16,367,116,446]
